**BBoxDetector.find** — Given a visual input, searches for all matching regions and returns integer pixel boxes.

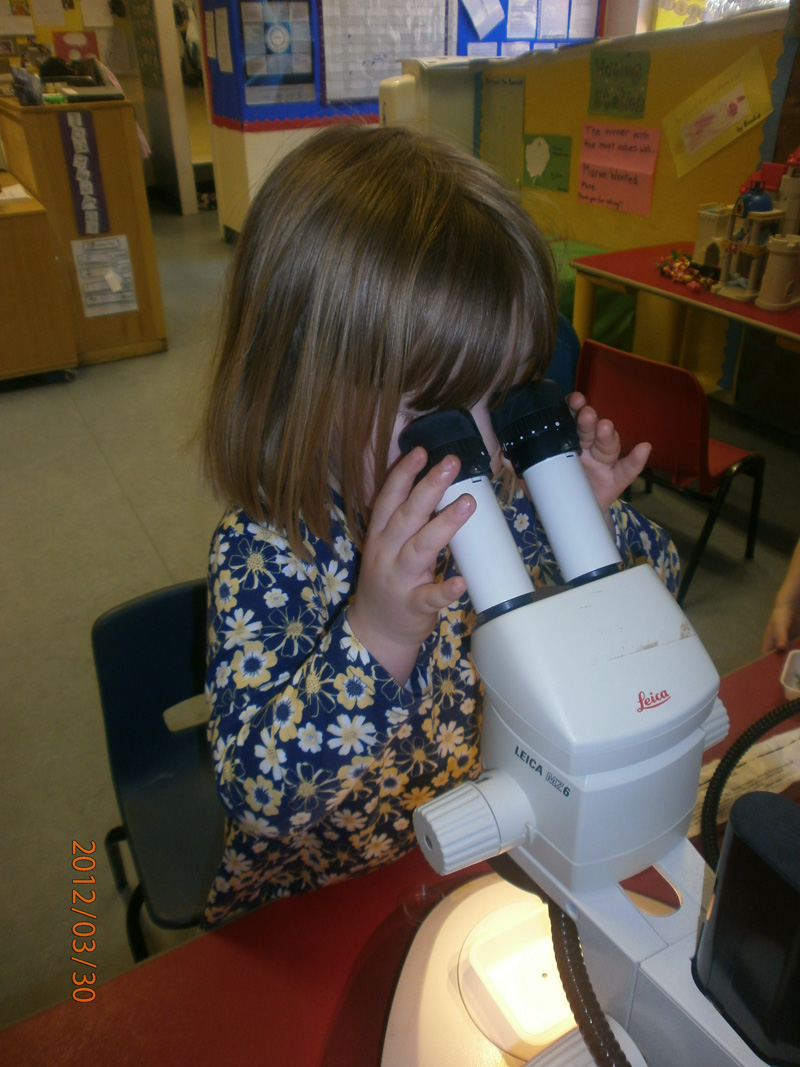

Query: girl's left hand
[567,392,651,513]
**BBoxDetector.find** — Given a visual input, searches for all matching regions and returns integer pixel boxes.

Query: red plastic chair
[575,339,765,605]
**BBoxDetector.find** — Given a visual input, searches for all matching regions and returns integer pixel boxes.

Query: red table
[2,648,797,1066]
[571,243,800,390]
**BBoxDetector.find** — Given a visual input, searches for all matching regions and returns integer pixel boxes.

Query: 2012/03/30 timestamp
[71,840,98,1002]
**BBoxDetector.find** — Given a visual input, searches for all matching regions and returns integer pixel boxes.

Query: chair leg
[126,884,150,963]
[105,826,129,895]
[677,476,735,606]
[744,455,765,560]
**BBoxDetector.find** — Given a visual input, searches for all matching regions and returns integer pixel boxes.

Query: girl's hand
[348,448,476,686]
[567,391,651,513]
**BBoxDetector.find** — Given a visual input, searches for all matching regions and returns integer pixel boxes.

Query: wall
[483,8,788,250]
[0,0,197,213]
[478,8,791,383]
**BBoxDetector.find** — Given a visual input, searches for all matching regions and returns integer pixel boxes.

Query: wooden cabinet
[0,98,166,370]
[0,171,77,381]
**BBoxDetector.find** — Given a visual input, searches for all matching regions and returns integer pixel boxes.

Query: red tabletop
[572,243,800,344]
[3,646,797,1066]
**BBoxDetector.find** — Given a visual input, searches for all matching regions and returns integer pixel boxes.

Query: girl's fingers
[586,417,618,456]
[376,454,464,553]
[616,441,652,483]
[401,492,476,570]
[368,446,430,533]
[414,574,468,614]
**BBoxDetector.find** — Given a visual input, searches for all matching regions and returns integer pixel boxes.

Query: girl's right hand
[348,447,476,686]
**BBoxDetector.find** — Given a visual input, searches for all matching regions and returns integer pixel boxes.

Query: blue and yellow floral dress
[203,484,680,926]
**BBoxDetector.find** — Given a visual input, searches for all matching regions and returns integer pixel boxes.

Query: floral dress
[203,484,680,926]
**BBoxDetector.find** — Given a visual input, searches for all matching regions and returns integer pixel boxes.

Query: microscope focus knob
[413,772,534,876]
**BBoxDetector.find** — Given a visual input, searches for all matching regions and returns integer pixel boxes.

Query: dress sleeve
[502,487,681,596]
[205,511,430,838]
[609,498,681,595]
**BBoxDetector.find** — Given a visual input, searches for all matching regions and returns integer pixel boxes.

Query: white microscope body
[403,387,765,1066]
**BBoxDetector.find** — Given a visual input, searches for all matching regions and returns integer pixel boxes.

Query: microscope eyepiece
[398,409,492,482]
[492,379,622,586]
[491,379,580,475]
[397,408,535,618]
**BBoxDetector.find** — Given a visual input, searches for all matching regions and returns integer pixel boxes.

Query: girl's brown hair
[202,124,557,552]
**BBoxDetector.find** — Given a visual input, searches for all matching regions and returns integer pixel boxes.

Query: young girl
[200,124,680,926]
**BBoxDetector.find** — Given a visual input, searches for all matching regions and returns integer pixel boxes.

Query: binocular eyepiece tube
[397,379,621,622]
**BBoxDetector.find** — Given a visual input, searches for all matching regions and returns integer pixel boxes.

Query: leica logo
[637,689,671,713]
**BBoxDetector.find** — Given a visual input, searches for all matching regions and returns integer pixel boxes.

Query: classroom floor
[1,203,799,1033]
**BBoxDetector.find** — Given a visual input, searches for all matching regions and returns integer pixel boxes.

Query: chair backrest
[92,579,208,794]
[575,339,711,489]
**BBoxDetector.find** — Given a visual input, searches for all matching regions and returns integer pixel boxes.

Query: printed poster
[321,0,446,101]
[71,236,138,318]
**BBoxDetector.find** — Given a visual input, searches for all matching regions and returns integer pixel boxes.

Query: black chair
[92,579,226,961]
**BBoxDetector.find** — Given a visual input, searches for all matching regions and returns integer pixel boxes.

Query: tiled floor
[1,203,798,1033]
[0,206,230,1030]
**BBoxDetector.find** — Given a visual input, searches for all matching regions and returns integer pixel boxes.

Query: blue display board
[456,0,599,58]
[200,0,597,130]
[201,0,377,130]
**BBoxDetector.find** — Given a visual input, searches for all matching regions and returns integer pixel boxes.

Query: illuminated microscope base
[382,850,767,1067]
[381,873,595,1067]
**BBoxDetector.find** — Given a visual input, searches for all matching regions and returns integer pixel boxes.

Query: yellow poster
[662,47,773,178]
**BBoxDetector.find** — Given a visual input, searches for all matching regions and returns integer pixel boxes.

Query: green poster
[523,134,572,191]
[589,51,650,118]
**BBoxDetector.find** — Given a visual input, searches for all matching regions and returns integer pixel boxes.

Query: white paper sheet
[215,7,233,73]
[0,182,32,201]
[507,0,537,39]
[321,0,446,102]
[539,0,569,38]
[81,0,114,28]
[460,0,504,39]
[0,2,33,35]
[689,725,800,838]
[568,0,598,38]
[71,235,139,319]
[205,10,216,58]
[30,0,64,27]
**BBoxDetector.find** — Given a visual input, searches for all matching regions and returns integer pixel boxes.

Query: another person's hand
[762,539,800,654]
[348,448,475,685]
[567,392,651,513]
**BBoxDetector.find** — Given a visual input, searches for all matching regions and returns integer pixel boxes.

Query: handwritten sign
[523,134,571,191]
[578,123,661,216]
[589,50,649,119]
[663,48,773,178]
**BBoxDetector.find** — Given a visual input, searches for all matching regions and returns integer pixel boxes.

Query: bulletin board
[200,0,456,130]
[198,0,598,131]
[480,10,788,251]
[0,0,138,79]
[456,0,598,59]
[200,0,376,129]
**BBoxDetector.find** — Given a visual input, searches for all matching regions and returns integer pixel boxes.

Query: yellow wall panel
[485,10,788,251]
